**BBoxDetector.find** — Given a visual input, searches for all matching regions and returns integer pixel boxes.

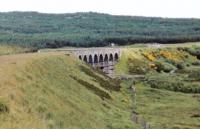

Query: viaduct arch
[79,53,119,64]
[71,48,121,74]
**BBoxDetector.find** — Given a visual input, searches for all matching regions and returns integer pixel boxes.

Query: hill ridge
[0,11,200,48]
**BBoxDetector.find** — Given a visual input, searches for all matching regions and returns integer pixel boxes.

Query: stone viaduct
[68,48,122,74]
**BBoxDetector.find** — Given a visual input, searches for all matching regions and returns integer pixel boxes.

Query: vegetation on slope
[116,44,200,129]
[0,44,35,55]
[0,52,141,129]
[1,12,200,48]
[134,83,200,129]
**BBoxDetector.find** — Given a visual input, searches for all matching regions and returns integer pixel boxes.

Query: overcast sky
[0,0,200,18]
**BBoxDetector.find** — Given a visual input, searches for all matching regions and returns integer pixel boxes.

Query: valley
[0,43,200,129]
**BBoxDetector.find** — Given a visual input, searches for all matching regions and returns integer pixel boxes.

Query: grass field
[116,43,200,129]
[0,50,142,129]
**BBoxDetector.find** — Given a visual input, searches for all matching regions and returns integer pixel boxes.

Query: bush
[176,62,185,70]
[80,66,121,91]
[70,75,112,99]
[192,61,200,66]
[147,79,200,93]
[146,72,200,93]
[127,57,149,74]
[155,61,175,73]
[182,46,200,59]
[188,72,200,81]
[172,127,181,129]
[0,102,9,113]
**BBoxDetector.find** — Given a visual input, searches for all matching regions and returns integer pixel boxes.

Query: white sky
[0,0,200,18]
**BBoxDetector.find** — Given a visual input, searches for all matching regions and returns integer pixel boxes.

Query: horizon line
[0,10,200,19]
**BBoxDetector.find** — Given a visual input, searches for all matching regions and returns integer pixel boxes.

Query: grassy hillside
[0,44,34,55]
[116,44,200,129]
[134,83,200,129]
[1,12,200,48]
[0,52,141,129]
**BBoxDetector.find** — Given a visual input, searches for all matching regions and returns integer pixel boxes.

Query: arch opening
[94,54,98,63]
[79,55,82,60]
[104,54,108,62]
[99,54,103,62]
[109,54,113,61]
[114,53,119,61]
[83,55,87,63]
[89,55,93,63]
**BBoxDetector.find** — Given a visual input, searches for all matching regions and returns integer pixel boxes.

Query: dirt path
[116,74,152,129]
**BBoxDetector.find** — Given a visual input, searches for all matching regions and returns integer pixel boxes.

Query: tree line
[0,12,200,49]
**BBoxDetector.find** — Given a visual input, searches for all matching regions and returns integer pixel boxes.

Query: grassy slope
[0,52,141,129]
[115,48,145,74]
[0,44,33,55]
[135,83,200,129]
[116,45,200,129]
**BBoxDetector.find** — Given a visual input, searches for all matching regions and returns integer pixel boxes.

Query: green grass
[145,71,200,93]
[0,53,141,129]
[134,83,200,129]
[115,48,145,74]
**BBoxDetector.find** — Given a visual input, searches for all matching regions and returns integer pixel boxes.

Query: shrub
[186,63,190,67]
[172,127,181,129]
[36,105,47,113]
[192,61,200,66]
[127,57,149,74]
[142,52,156,61]
[154,61,175,73]
[176,62,185,70]
[147,79,200,93]
[182,46,200,59]
[0,102,9,113]
[146,72,200,93]
[70,75,112,99]
[188,72,200,81]
[154,61,163,72]
[80,66,121,91]
[191,114,200,118]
